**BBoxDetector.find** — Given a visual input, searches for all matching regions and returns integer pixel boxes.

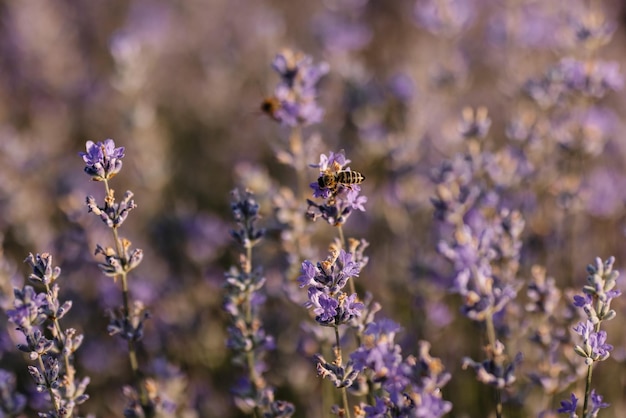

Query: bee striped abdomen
[336,170,365,185]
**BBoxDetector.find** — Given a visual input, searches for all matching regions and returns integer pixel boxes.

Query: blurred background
[1,0,626,416]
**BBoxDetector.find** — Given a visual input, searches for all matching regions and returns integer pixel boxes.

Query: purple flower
[345,187,367,211]
[6,286,47,332]
[298,260,318,288]
[352,325,452,416]
[79,139,125,181]
[339,293,364,322]
[589,330,612,359]
[352,320,404,376]
[338,250,361,277]
[298,249,361,293]
[311,151,350,172]
[590,389,609,414]
[362,397,387,417]
[561,58,623,97]
[309,180,332,199]
[309,289,338,325]
[413,392,453,417]
[573,320,593,340]
[573,320,612,362]
[365,318,401,341]
[573,293,592,308]
[557,393,578,416]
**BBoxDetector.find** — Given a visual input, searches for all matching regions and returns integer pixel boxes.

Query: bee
[318,170,366,193]
[260,96,282,120]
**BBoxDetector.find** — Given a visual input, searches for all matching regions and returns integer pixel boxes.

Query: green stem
[334,326,351,418]
[485,313,503,418]
[243,242,261,418]
[583,363,593,416]
[104,180,150,415]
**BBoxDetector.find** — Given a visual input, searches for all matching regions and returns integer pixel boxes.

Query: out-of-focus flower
[564,10,615,51]
[263,49,329,127]
[525,58,623,107]
[487,4,563,49]
[312,12,372,52]
[462,340,522,389]
[413,0,475,37]
[0,369,27,415]
[458,106,491,140]
[387,72,416,103]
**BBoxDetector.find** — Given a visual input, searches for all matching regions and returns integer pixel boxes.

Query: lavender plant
[262,49,330,286]
[432,107,525,417]
[302,148,452,417]
[79,139,159,416]
[224,189,294,417]
[7,253,89,417]
[557,257,619,417]
[524,265,586,414]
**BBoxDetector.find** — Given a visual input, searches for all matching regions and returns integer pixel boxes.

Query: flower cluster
[307,151,367,226]
[79,138,125,181]
[525,58,623,107]
[262,49,329,127]
[7,253,89,417]
[351,322,452,417]
[299,246,364,327]
[435,178,523,322]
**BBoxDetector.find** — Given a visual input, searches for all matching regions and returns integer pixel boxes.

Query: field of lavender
[2,1,626,417]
